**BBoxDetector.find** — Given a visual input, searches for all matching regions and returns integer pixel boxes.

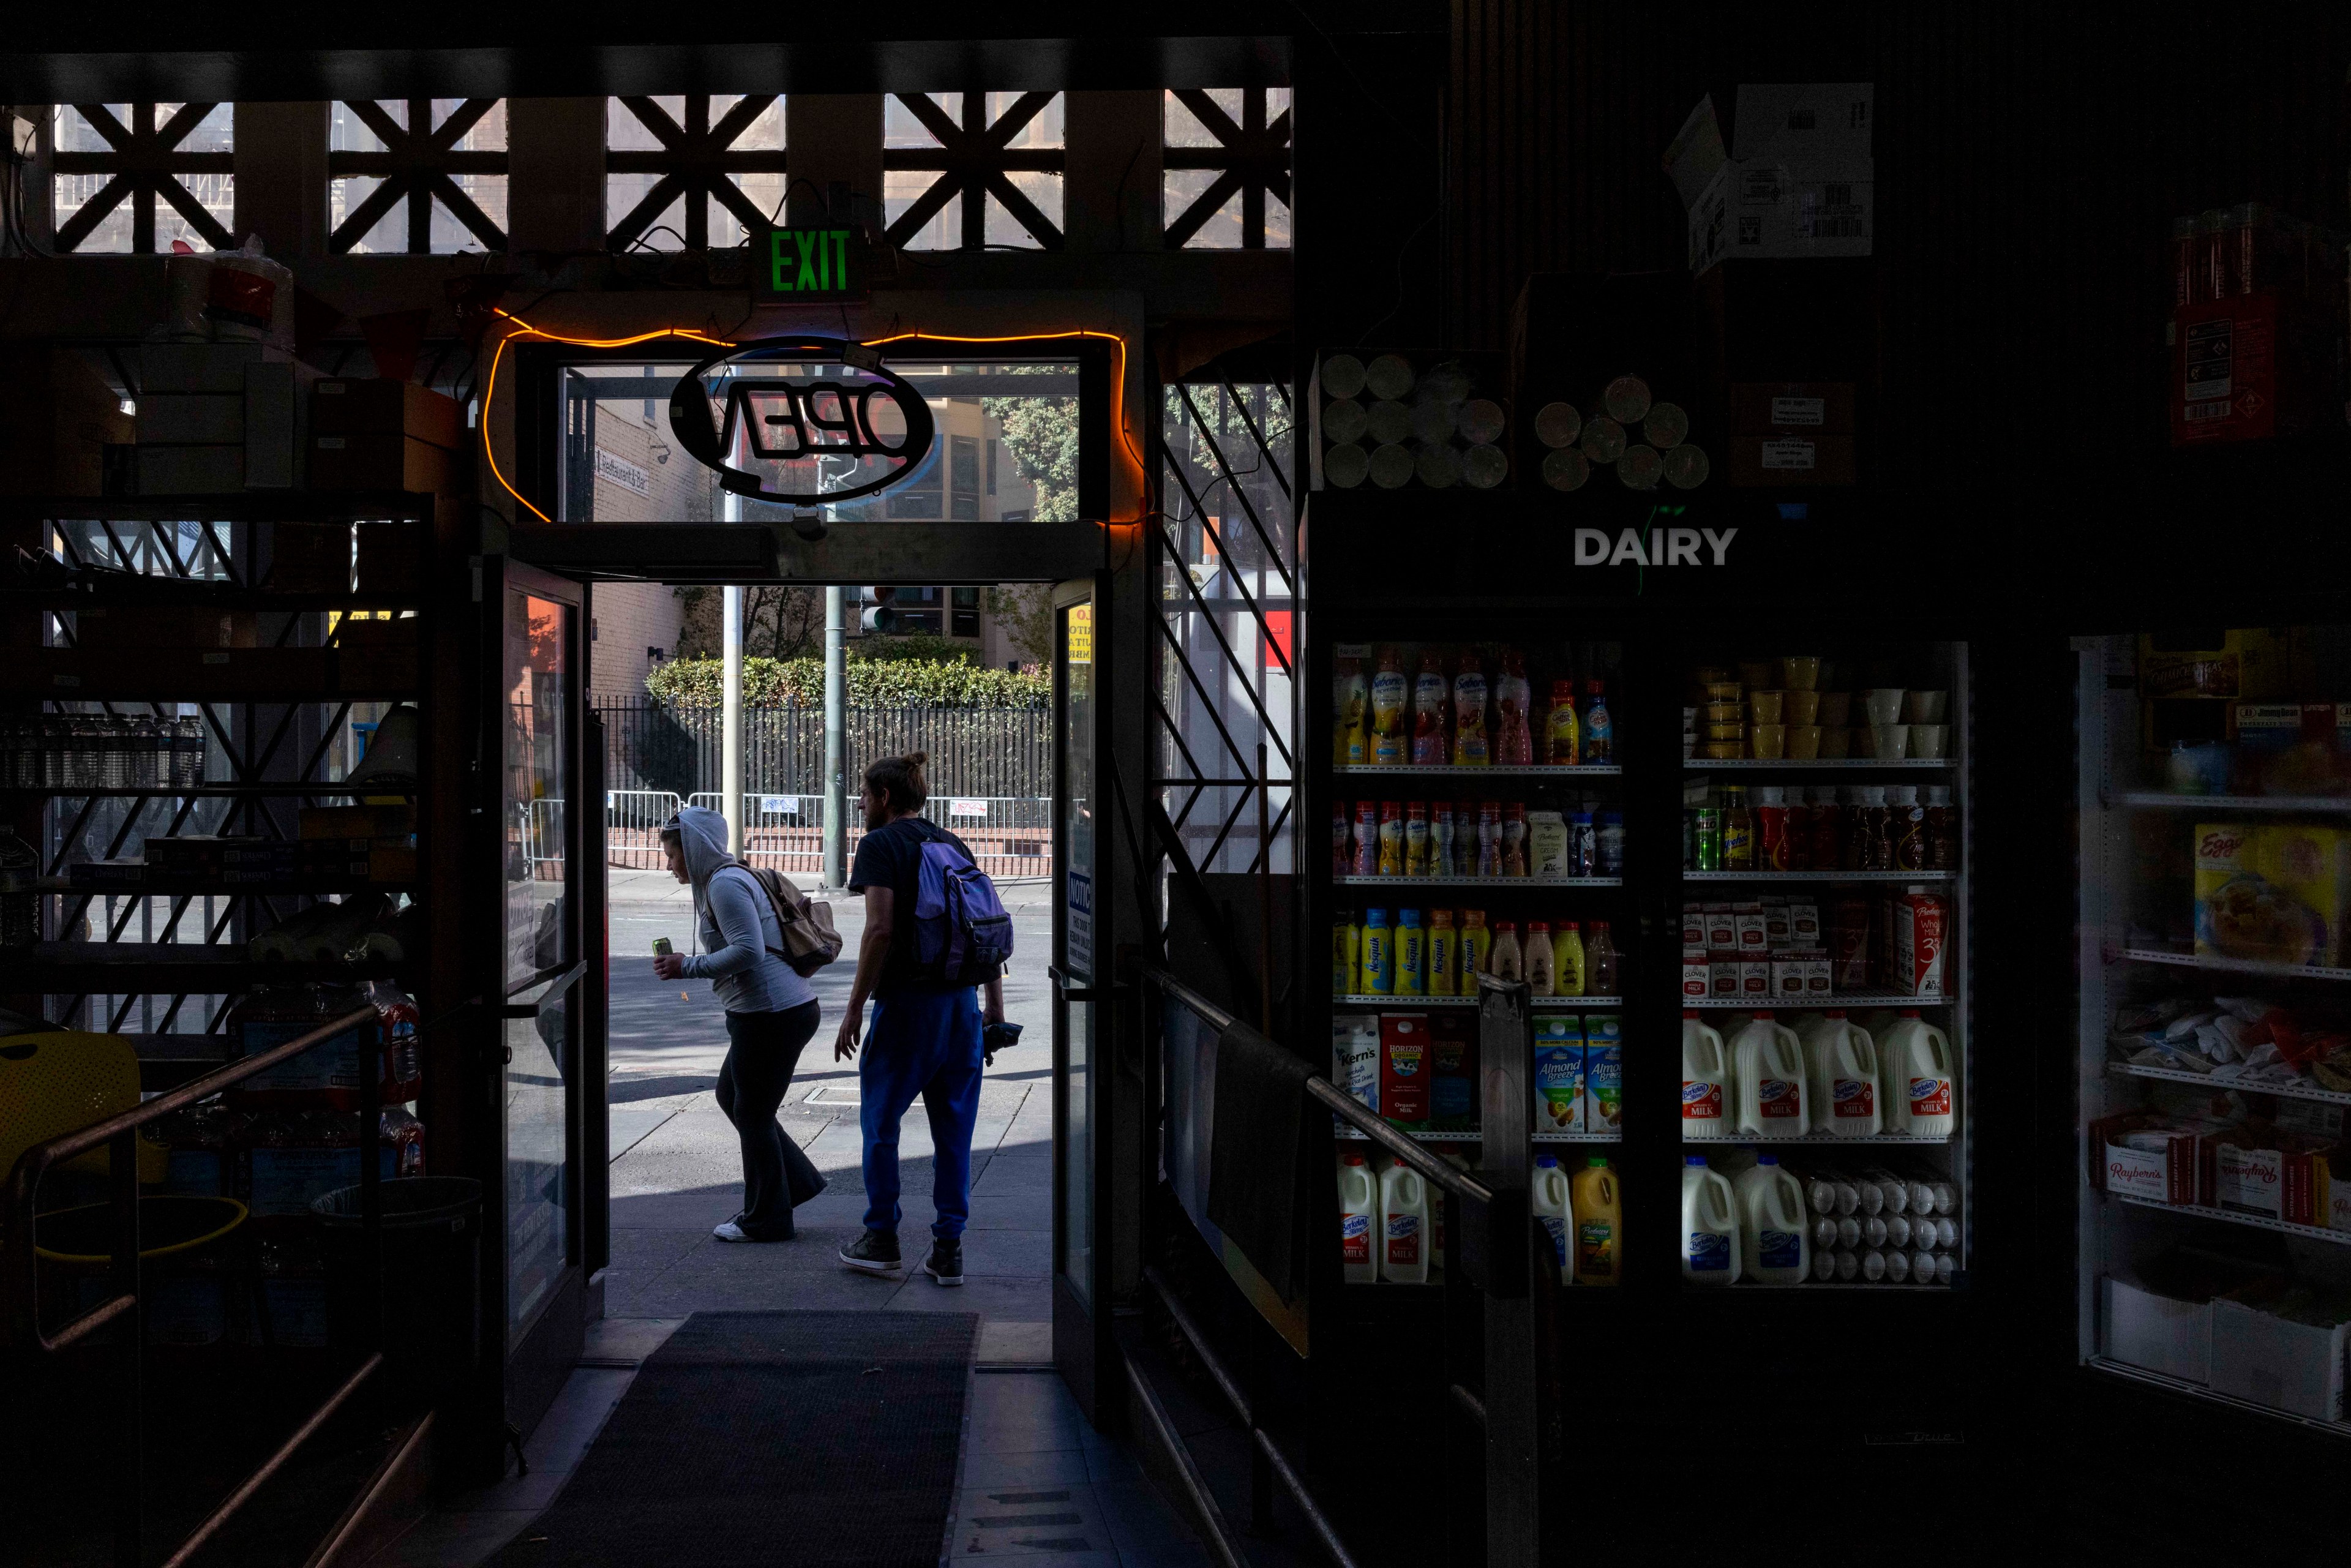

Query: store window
[1163,88,1293,250]
[951,435,981,520]
[329,99,508,253]
[606,95,787,253]
[884,92,1064,250]
[50,102,234,253]
[885,442,945,519]
[893,585,945,634]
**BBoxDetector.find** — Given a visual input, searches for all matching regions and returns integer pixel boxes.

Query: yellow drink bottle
[1334,920,1361,996]
[1555,921,1587,996]
[1571,1157,1622,1285]
[1460,909,1492,994]
[1397,910,1426,996]
[1361,910,1393,994]
[1428,910,1457,996]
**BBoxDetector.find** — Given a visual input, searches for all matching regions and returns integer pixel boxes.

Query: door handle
[1049,964,1128,1003]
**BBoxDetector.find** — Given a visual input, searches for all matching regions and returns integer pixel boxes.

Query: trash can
[313,1176,483,1414]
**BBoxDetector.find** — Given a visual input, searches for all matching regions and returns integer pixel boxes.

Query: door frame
[474,557,599,1461]
[1051,572,1115,1418]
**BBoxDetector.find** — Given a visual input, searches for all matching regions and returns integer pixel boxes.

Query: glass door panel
[1056,590,1098,1308]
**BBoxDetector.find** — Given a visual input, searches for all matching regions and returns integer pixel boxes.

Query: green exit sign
[755,226,866,301]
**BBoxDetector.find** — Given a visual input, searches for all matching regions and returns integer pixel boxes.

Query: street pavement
[600,865,1059,1341]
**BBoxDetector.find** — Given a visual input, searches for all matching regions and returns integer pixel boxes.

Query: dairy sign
[1572,525,1738,567]
[668,334,934,505]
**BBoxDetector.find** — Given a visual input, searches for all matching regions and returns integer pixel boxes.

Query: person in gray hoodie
[653,807,826,1241]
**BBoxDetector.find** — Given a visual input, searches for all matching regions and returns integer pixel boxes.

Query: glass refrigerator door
[2077,626,2351,1428]
[1677,647,1970,1290]
[1329,637,1628,1286]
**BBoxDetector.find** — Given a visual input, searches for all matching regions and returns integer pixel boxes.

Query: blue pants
[859,987,985,1239]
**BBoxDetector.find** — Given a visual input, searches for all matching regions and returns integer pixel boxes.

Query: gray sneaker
[839,1228,903,1275]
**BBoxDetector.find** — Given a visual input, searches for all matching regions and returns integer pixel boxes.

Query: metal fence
[601,789,1051,880]
[594,700,1049,801]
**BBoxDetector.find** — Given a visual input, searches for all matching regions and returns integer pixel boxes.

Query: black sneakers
[924,1238,964,1286]
[838,1228,904,1275]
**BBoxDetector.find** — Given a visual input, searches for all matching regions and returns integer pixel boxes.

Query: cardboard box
[75,604,256,650]
[1534,1016,1583,1134]
[138,340,290,395]
[1428,1013,1477,1131]
[0,346,134,497]
[2209,1286,2350,1421]
[1379,1012,1430,1129]
[2193,821,2351,967]
[2233,703,2351,797]
[1728,433,1857,487]
[139,392,244,445]
[2171,290,2339,446]
[2090,1112,2199,1204]
[1728,382,1858,434]
[264,521,353,593]
[1891,891,1947,996]
[2139,629,2293,701]
[2102,1275,2212,1385]
[136,444,244,495]
[1666,87,1873,272]
[309,380,464,451]
[1681,948,1711,1002]
[310,432,457,495]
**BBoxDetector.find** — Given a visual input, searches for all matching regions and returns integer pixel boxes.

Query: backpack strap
[713,863,792,961]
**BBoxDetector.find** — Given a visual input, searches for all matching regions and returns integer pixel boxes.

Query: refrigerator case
[1676,643,1971,1291]
[2076,627,2351,1431]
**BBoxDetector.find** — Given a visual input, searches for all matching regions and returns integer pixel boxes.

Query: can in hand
[652,937,673,957]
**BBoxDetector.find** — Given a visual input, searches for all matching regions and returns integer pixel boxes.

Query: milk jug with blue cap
[1680,1156,1739,1285]
[1733,1152,1810,1285]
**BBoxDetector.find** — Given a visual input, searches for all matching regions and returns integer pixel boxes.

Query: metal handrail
[1141,966,1496,1209]
[4,1004,380,1351]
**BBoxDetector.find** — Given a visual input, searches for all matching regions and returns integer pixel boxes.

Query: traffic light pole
[823,585,846,887]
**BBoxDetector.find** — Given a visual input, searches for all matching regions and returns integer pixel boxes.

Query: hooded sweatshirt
[672,807,816,1015]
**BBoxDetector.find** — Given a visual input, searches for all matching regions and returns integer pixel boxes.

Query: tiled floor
[362,879,1201,1564]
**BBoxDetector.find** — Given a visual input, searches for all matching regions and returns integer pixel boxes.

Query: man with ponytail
[834,751,1009,1284]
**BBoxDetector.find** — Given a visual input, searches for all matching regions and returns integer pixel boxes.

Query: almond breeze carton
[1534,1015,1585,1135]
[1581,1014,1623,1133]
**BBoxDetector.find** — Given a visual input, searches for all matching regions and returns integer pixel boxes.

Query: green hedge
[645,655,1049,709]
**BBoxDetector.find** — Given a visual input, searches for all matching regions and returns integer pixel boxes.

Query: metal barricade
[519,798,566,880]
[606,789,682,869]
[920,794,1052,880]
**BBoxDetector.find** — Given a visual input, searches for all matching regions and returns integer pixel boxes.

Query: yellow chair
[0,1031,168,1188]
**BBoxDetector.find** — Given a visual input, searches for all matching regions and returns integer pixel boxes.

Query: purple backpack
[911,823,1016,986]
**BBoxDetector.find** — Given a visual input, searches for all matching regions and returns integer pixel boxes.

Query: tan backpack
[726,863,844,976]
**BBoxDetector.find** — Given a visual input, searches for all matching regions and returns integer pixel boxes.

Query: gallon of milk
[1681,1011,1729,1139]
[1531,1154,1574,1285]
[1379,1158,1431,1283]
[1338,1153,1379,1284]
[1728,1014,1808,1138]
[1732,1153,1810,1285]
[1680,1157,1740,1285]
[1879,1011,1956,1138]
[1798,1010,1881,1136]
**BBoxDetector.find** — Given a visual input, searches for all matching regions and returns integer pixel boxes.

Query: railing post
[1475,975,1537,1568]
[111,1126,142,1568]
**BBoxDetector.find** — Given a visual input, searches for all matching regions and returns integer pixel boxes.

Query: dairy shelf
[1334,763,1623,777]
[2088,1357,2351,1438]
[1332,1127,1625,1144]
[2108,1059,2351,1107]
[2118,948,2351,983]
[1683,870,1954,883]
[1684,759,1954,770]
[2109,1192,2351,1246]
[2115,791,2351,814]
[1684,992,1952,1010]
[1337,994,1622,1009]
[1684,1133,1955,1146]
[1532,1130,1623,1144]
[1336,875,1623,888]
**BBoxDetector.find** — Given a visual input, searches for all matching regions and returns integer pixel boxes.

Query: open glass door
[1052,576,1109,1411]
[488,560,593,1442]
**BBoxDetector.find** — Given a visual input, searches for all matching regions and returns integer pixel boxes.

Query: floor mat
[493,1310,978,1568]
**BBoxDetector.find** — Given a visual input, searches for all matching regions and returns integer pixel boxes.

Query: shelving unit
[1684,991,1951,1009]
[1336,763,1623,777]
[1684,1133,1954,1146]
[1334,1126,1626,1145]
[1339,993,1620,1008]
[1335,874,1623,888]
[1684,869,1954,883]
[2076,630,2351,1435]
[1684,759,1954,771]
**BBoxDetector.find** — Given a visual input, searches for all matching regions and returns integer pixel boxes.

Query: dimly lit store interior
[1,7,2348,1566]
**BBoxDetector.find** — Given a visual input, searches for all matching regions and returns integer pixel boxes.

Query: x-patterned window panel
[883,92,1064,251]
[50,103,234,254]
[1163,88,1292,250]
[606,95,787,252]
[329,99,509,254]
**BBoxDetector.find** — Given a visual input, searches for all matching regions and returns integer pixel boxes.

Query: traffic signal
[858,585,898,634]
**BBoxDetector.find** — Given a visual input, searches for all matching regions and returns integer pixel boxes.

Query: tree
[984,379,1080,522]
[671,583,825,661]
[986,584,1056,667]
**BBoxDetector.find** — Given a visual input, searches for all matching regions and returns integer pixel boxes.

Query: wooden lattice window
[883,92,1063,251]
[50,103,234,253]
[606,96,788,252]
[1163,88,1292,250]
[328,99,508,254]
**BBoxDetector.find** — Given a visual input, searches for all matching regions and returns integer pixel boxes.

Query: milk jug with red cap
[1728,1014,1808,1137]
[1338,1153,1379,1284]
[1879,1011,1956,1137]
[1796,1010,1881,1136]
[1681,1011,1728,1139]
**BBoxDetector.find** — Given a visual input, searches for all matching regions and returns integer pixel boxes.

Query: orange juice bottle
[1545,680,1580,765]
[1571,1157,1622,1285]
